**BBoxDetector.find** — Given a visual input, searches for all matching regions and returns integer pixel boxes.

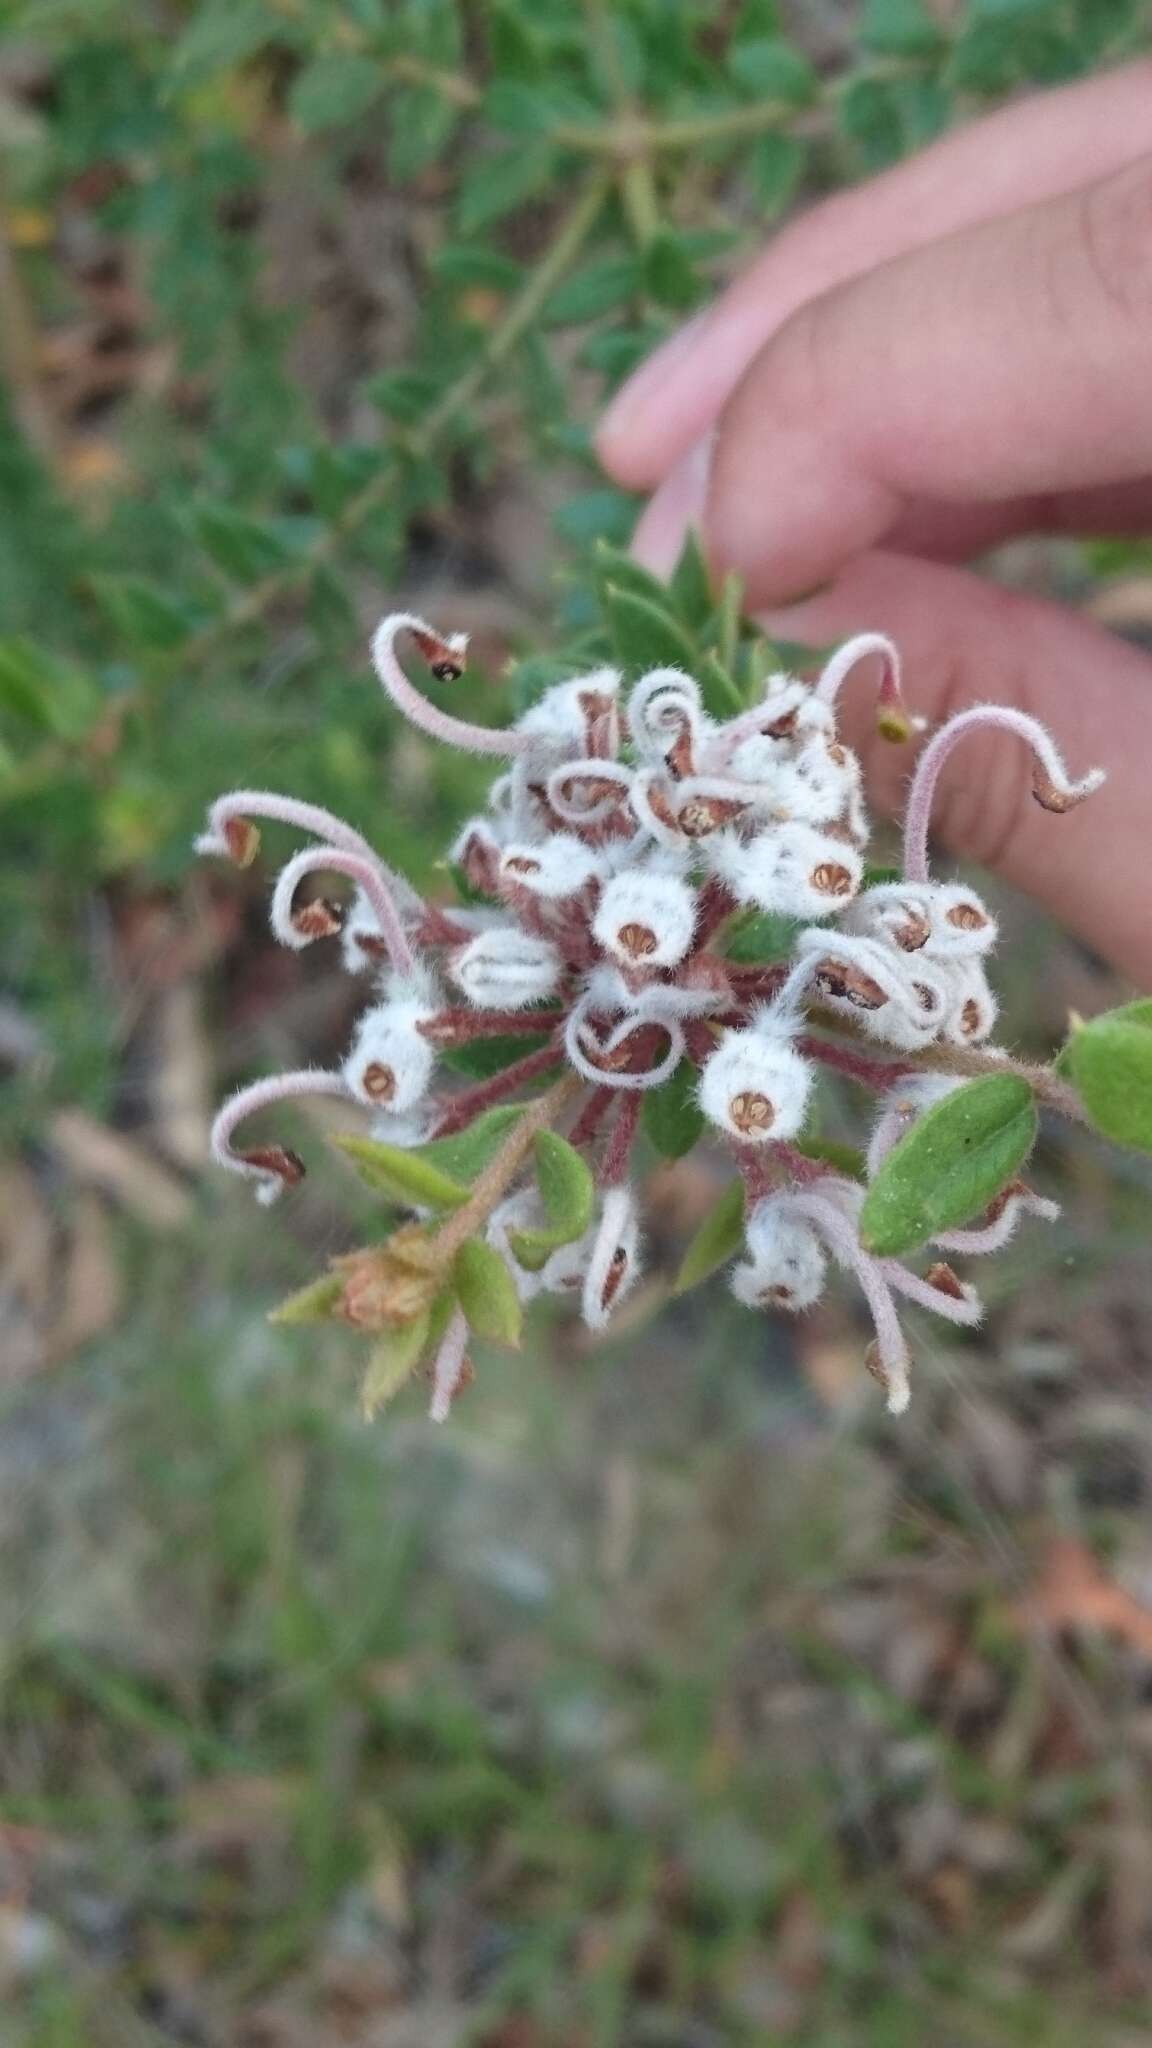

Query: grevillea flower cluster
[197,609,1104,1420]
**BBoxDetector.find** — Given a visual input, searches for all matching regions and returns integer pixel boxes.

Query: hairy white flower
[582,1186,641,1331]
[592,870,697,968]
[938,959,999,1046]
[794,930,948,1050]
[711,822,863,919]
[451,927,562,1008]
[847,881,997,961]
[731,1202,828,1311]
[343,999,436,1111]
[698,1023,812,1144]
[923,883,998,958]
[499,834,602,900]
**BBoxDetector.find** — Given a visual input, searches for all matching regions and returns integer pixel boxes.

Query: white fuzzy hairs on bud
[450,928,563,1009]
[499,834,604,900]
[582,1186,641,1331]
[343,999,437,1112]
[698,1021,813,1145]
[731,1203,828,1312]
[592,870,698,969]
[711,823,863,920]
[790,929,949,1051]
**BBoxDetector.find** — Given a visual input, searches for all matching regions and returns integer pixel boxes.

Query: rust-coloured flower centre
[811,861,853,897]
[362,1061,397,1103]
[617,921,658,960]
[946,902,987,930]
[729,1090,775,1134]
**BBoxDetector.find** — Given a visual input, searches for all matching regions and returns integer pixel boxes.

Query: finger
[597,60,1152,490]
[705,153,1152,608]
[756,551,1152,986]
[631,446,1152,580]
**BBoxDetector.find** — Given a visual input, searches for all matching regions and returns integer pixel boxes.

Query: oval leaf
[642,1058,706,1161]
[268,1271,343,1326]
[335,1136,467,1211]
[603,584,699,675]
[1067,1005,1152,1154]
[360,1313,431,1420]
[416,1106,526,1181]
[533,1129,594,1234]
[674,1179,745,1294]
[859,1074,1037,1257]
[454,1240,524,1348]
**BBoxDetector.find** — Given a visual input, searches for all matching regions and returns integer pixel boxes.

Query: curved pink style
[196,789,423,914]
[902,704,1105,884]
[270,845,419,979]
[774,1186,911,1413]
[211,1069,351,1204]
[371,611,531,758]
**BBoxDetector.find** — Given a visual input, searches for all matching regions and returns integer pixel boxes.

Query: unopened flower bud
[712,823,863,919]
[592,870,697,969]
[732,1203,828,1311]
[796,931,947,1050]
[582,1186,641,1331]
[343,999,436,1112]
[451,927,562,1009]
[939,960,998,1046]
[698,1024,812,1145]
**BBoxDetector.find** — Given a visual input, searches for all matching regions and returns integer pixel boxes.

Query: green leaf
[641,231,702,312]
[697,650,746,718]
[454,1239,523,1347]
[674,1179,745,1293]
[669,530,714,632]
[289,52,383,132]
[387,86,458,181]
[544,253,641,325]
[793,1136,866,1180]
[1065,1002,1152,1154]
[642,1059,706,1161]
[553,489,637,547]
[839,76,906,170]
[334,1136,468,1212]
[603,585,699,674]
[88,575,198,651]
[360,1312,430,1419]
[186,503,294,583]
[0,638,99,737]
[507,1129,594,1269]
[725,909,803,963]
[728,37,817,103]
[862,0,945,56]
[748,132,806,213]
[592,541,675,613]
[859,1074,1037,1257]
[456,142,559,233]
[442,1032,550,1079]
[268,1272,343,1325]
[415,1105,525,1182]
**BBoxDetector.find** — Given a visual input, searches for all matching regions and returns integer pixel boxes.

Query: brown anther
[1031,767,1084,813]
[811,861,854,897]
[925,1261,965,1301]
[761,707,799,740]
[666,721,696,782]
[616,921,658,960]
[892,913,930,952]
[729,1090,775,1135]
[223,816,260,867]
[946,901,988,930]
[812,958,888,1010]
[678,795,748,837]
[292,896,343,941]
[960,997,982,1036]
[504,855,541,876]
[759,1283,795,1306]
[354,931,389,961]
[240,1144,305,1187]
[411,623,466,682]
[913,983,939,1013]
[601,1245,630,1310]
[361,1062,396,1104]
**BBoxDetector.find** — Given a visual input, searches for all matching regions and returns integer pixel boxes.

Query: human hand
[596,62,1152,986]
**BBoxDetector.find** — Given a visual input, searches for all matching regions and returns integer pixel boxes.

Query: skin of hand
[595,61,1152,987]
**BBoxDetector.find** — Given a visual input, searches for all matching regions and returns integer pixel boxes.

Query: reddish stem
[421,1006,565,1045]
[568,1085,616,1151]
[732,1144,774,1205]
[799,1035,907,1090]
[600,1092,642,1187]
[683,1018,720,1064]
[415,906,475,948]
[694,877,738,948]
[430,1041,564,1138]
[767,1141,830,1186]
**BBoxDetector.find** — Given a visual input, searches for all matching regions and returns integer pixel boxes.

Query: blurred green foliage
[1,0,1146,1123]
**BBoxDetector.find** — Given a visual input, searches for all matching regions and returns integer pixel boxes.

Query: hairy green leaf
[507,1128,594,1268]
[268,1271,343,1325]
[416,1106,526,1182]
[674,1179,745,1293]
[604,585,698,675]
[642,1058,706,1161]
[454,1239,523,1347]
[859,1074,1037,1256]
[334,1136,468,1211]
[1065,1002,1152,1154]
[360,1312,431,1419]
[669,530,713,633]
[289,52,383,132]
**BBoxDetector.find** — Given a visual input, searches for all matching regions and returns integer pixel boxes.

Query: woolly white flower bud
[698,1023,812,1145]
[499,834,602,900]
[924,883,998,959]
[938,959,998,1046]
[516,668,621,756]
[711,823,863,919]
[731,1203,828,1312]
[794,930,948,1050]
[581,1186,641,1331]
[450,927,562,1009]
[843,883,934,955]
[727,727,862,831]
[343,1000,436,1111]
[592,869,697,968]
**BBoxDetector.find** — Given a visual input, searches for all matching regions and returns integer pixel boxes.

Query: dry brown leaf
[1016,1537,1152,1660]
[49,1109,192,1228]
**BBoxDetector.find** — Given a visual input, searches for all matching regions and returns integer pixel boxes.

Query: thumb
[759,552,1152,988]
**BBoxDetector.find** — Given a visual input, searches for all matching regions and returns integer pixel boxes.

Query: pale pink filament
[429,1308,470,1424]
[880,1260,982,1326]
[196,790,423,916]
[934,1188,1059,1255]
[813,631,902,711]
[211,1069,350,1203]
[774,1187,911,1413]
[270,845,418,978]
[371,611,530,758]
[902,705,1105,884]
